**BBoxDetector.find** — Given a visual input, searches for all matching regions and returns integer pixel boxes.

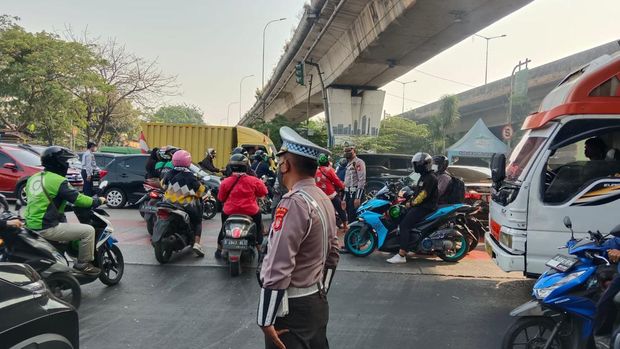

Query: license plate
[93,181,100,187]
[222,239,248,249]
[545,254,577,272]
[485,240,493,257]
[140,205,158,213]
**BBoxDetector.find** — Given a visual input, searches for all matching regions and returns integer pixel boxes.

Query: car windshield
[448,167,491,183]
[10,148,41,167]
[505,134,547,182]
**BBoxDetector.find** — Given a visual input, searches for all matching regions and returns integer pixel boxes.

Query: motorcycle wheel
[98,245,124,286]
[502,317,564,349]
[46,273,82,309]
[229,258,241,277]
[344,225,376,257]
[154,242,172,264]
[146,215,155,236]
[437,233,468,263]
[202,201,217,220]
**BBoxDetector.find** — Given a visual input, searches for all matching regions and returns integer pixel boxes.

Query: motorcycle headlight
[534,270,585,300]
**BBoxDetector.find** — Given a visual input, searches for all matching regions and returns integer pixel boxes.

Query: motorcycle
[221,215,258,277]
[259,176,275,215]
[151,202,198,264]
[137,179,164,235]
[502,216,620,349]
[0,195,124,309]
[202,189,217,220]
[343,183,474,262]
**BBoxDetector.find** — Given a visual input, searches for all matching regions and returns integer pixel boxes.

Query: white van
[485,52,620,277]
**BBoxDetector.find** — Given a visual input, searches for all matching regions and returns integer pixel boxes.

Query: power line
[413,69,475,88]
[385,92,427,105]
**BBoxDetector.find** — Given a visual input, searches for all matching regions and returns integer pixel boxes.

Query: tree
[379,117,430,154]
[0,19,100,145]
[149,104,204,125]
[67,36,177,143]
[248,114,299,148]
[436,95,460,153]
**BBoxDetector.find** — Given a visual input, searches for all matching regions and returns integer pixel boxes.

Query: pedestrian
[81,142,99,196]
[315,153,347,229]
[257,126,339,349]
[343,142,366,223]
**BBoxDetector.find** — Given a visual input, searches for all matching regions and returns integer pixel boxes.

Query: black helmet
[231,147,248,156]
[412,152,432,174]
[253,149,265,160]
[41,146,76,176]
[228,153,249,173]
[432,155,449,173]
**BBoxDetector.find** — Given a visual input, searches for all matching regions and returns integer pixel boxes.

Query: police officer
[343,142,366,223]
[257,126,340,349]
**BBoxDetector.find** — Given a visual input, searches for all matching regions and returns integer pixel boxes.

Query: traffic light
[295,62,304,86]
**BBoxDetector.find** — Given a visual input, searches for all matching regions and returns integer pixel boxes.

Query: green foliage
[0,15,174,148]
[149,104,205,125]
[248,114,298,148]
[379,117,430,154]
[426,95,461,154]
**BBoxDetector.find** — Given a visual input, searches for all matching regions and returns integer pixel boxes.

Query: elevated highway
[402,40,620,137]
[239,0,533,144]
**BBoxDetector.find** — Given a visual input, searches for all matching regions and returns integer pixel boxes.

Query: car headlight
[534,270,585,299]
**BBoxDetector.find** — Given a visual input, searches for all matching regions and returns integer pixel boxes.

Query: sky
[3,0,620,124]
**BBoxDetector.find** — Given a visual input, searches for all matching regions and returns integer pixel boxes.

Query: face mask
[431,164,438,172]
[344,152,353,160]
[276,163,286,190]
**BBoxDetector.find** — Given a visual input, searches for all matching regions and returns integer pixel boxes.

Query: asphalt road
[75,208,534,349]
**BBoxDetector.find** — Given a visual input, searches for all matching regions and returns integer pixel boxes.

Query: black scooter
[137,180,164,235]
[0,195,124,308]
[151,203,198,263]
[222,215,258,277]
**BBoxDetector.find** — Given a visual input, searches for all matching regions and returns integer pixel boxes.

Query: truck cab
[485,52,620,277]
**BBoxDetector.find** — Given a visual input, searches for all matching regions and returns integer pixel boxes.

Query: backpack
[442,175,465,204]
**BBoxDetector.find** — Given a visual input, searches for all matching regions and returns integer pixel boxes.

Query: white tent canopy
[447,119,509,161]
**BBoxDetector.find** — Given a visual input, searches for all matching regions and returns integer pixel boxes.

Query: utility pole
[474,34,507,85]
[261,18,286,121]
[306,74,314,137]
[305,61,332,147]
[395,80,416,114]
[239,74,254,122]
[506,58,531,148]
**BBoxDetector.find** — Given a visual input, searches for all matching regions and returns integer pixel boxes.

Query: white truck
[485,52,620,277]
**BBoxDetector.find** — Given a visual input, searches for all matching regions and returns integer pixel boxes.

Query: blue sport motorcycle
[502,217,620,349]
[343,182,475,262]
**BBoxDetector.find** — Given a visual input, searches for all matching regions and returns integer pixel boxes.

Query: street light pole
[226,101,239,125]
[395,80,417,114]
[262,18,286,121]
[474,34,507,84]
[239,74,254,122]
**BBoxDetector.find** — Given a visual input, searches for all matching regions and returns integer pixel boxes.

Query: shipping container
[141,123,276,169]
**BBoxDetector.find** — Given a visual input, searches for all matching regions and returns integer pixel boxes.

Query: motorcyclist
[335,158,347,182]
[223,147,256,177]
[591,238,620,338]
[251,150,264,172]
[24,146,105,274]
[432,155,452,203]
[255,151,275,179]
[215,154,268,259]
[155,146,178,178]
[198,148,222,174]
[316,153,347,228]
[161,150,206,257]
[145,147,160,179]
[387,152,438,264]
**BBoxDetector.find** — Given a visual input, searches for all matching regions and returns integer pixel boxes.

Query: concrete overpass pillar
[327,87,385,146]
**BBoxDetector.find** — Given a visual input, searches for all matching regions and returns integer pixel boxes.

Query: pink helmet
[172,150,192,168]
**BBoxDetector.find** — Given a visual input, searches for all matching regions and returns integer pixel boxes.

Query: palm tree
[428,115,443,154]
[438,95,460,153]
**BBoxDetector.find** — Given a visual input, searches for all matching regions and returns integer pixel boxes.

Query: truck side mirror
[490,154,506,184]
[610,224,620,238]
[563,216,572,229]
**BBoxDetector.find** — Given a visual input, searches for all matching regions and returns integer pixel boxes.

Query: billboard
[326,88,385,146]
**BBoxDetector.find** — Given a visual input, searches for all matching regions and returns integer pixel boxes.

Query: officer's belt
[344,187,357,192]
[287,284,320,299]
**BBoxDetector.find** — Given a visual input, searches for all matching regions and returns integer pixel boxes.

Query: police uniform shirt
[344,157,366,199]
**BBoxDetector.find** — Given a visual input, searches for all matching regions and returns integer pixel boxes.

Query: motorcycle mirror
[563,216,572,229]
[610,224,620,238]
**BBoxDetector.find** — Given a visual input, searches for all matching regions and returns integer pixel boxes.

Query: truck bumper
[485,232,525,272]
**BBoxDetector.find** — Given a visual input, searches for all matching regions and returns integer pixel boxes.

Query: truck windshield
[505,135,547,182]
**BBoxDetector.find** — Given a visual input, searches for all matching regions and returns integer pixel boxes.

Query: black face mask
[46,162,69,177]
[344,152,353,160]
[276,164,286,190]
